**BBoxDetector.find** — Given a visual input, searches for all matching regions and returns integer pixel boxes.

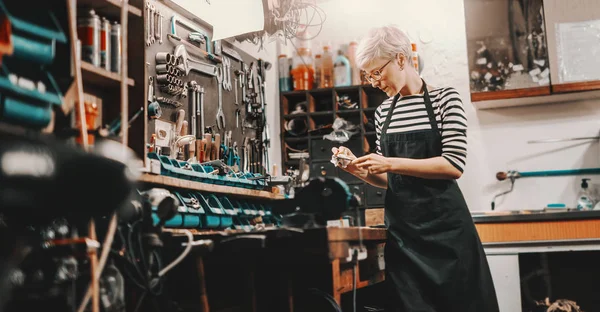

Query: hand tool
[156,97,182,108]
[175,109,185,136]
[159,13,164,44]
[234,77,239,104]
[235,108,240,128]
[154,8,160,41]
[197,86,205,136]
[222,46,242,62]
[215,67,225,130]
[173,44,217,77]
[181,120,189,159]
[150,5,156,45]
[145,3,151,46]
[170,15,222,63]
[204,133,212,161]
[147,76,154,103]
[222,57,231,91]
[212,133,221,160]
[188,81,197,138]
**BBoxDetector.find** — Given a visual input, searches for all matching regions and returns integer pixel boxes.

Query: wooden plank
[365,208,384,226]
[475,219,600,243]
[81,61,135,87]
[138,173,286,200]
[327,227,387,242]
[552,81,600,93]
[470,86,550,102]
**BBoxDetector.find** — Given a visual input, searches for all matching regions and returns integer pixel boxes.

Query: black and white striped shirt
[375,87,467,172]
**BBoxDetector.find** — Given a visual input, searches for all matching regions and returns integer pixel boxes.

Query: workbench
[163,226,387,312]
[366,208,600,312]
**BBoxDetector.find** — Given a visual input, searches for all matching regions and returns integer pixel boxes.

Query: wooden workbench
[164,226,387,312]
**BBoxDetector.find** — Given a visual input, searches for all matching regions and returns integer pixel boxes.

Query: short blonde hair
[355,25,413,70]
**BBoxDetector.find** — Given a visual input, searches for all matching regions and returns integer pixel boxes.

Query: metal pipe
[497,168,600,181]
[528,136,600,144]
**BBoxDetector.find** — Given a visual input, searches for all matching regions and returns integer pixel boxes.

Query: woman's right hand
[331,146,369,179]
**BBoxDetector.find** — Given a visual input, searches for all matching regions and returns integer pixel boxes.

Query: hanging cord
[352,248,359,312]
[77,213,118,312]
[158,229,193,277]
[491,176,516,210]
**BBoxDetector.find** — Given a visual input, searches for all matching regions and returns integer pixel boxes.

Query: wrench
[159,13,163,44]
[146,3,151,46]
[150,5,156,45]
[234,77,238,105]
[154,9,160,40]
[215,67,225,130]
[222,57,231,91]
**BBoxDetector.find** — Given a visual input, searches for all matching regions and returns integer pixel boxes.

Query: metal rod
[528,136,600,144]
[497,168,600,181]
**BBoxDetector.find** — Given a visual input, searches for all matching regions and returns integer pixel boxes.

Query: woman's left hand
[351,153,393,174]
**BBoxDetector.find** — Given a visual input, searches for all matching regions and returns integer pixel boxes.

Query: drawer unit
[311,139,337,161]
[310,161,337,179]
[365,184,386,207]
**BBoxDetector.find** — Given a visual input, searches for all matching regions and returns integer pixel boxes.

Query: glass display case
[464,0,551,100]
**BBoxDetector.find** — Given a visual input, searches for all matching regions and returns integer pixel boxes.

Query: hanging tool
[222,46,242,62]
[204,133,212,161]
[212,133,221,160]
[147,76,154,102]
[170,15,221,63]
[222,57,232,91]
[215,67,225,130]
[197,86,205,136]
[496,168,600,181]
[174,44,217,77]
[150,4,155,45]
[145,2,151,46]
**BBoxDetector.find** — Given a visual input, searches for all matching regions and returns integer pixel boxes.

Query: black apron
[380,80,499,312]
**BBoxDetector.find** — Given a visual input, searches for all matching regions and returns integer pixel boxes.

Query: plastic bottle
[333,49,351,87]
[278,54,291,92]
[314,54,322,89]
[347,41,360,85]
[320,45,334,88]
[411,43,419,73]
[576,178,594,210]
[290,48,314,90]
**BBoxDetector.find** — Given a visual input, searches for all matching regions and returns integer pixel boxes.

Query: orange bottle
[291,47,314,90]
[320,45,333,88]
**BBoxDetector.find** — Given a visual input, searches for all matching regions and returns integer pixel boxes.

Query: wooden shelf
[78,0,142,19]
[470,86,550,102]
[310,111,333,116]
[552,81,600,94]
[138,173,286,200]
[81,61,135,88]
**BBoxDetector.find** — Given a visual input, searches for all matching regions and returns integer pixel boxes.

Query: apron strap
[421,79,439,132]
[381,79,436,137]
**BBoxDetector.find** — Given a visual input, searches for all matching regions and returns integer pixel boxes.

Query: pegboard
[145,0,264,167]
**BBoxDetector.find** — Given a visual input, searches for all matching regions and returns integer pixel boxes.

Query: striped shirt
[375,87,467,172]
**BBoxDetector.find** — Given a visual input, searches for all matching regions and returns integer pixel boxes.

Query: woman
[332,25,499,312]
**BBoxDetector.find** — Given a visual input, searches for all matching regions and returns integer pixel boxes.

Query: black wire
[132,291,147,312]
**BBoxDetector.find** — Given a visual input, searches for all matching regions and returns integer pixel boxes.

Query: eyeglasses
[362,59,392,83]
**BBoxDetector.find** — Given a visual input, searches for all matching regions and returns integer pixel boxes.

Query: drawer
[365,184,386,207]
[337,167,361,183]
[310,161,337,179]
[344,136,363,157]
[311,139,337,161]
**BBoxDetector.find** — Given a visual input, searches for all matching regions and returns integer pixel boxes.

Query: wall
[289,0,600,211]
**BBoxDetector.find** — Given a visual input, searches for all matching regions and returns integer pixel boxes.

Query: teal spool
[11,33,55,65]
[2,96,51,127]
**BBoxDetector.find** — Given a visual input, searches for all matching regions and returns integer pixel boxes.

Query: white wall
[291,0,600,211]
